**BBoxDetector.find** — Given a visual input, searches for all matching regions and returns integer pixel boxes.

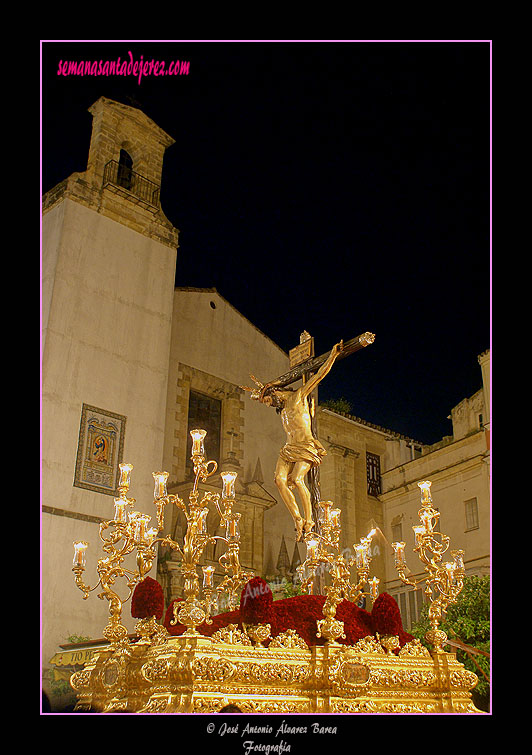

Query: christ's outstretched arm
[299,340,344,400]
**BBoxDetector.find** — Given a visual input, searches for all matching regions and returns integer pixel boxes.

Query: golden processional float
[69,335,482,714]
[70,438,481,714]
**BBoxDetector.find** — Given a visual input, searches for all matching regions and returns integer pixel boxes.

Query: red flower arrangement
[336,599,375,644]
[131,576,165,621]
[240,577,273,625]
[162,579,413,651]
[271,594,324,645]
[371,592,414,647]
[270,594,375,646]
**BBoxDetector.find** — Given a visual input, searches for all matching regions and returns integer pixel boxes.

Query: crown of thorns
[240,374,268,401]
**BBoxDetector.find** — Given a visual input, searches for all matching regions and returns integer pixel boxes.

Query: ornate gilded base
[71,625,482,714]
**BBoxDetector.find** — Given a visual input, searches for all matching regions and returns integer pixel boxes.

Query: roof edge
[174,287,289,359]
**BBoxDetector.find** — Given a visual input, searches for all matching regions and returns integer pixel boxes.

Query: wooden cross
[281,331,375,389]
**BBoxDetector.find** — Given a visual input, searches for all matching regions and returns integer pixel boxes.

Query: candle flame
[190,428,207,441]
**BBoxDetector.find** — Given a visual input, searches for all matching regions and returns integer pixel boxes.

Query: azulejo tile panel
[74,404,126,495]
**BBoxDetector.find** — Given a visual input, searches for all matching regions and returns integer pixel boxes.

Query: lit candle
[198,507,209,534]
[152,471,169,501]
[330,509,341,528]
[134,514,151,544]
[73,541,88,568]
[226,514,240,539]
[318,501,333,524]
[202,565,215,587]
[369,576,380,600]
[306,538,319,561]
[118,462,133,490]
[418,480,432,505]
[146,527,158,546]
[392,541,406,566]
[413,525,425,545]
[128,512,141,544]
[361,536,373,566]
[354,544,365,570]
[221,470,237,499]
[452,549,465,571]
[420,510,433,532]
[113,498,127,523]
[444,562,455,582]
[190,428,207,457]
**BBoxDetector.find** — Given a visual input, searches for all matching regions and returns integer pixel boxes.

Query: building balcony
[103,160,160,212]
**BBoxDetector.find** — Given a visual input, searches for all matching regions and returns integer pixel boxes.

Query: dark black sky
[41,40,490,445]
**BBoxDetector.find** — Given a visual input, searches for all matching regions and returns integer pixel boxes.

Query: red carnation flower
[271,594,327,645]
[270,594,375,646]
[336,599,375,644]
[240,577,273,625]
[131,576,165,620]
[160,585,412,649]
[371,592,414,648]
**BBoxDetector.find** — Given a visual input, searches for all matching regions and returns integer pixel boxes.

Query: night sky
[41,40,490,445]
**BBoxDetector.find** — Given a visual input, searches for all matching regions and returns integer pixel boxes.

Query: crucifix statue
[242,331,375,541]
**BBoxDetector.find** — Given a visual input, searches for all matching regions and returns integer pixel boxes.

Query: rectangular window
[391,522,403,543]
[408,589,418,625]
[393,589,424,630]
[366,452,381,496]
[186,391,221,476]
[465,497,479,531]
[398,592,407,625]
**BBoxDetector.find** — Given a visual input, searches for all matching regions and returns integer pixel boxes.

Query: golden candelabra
[69,471,481,713]
[391,480,465,652]
[296,501,380,643]
[72,429,253,643]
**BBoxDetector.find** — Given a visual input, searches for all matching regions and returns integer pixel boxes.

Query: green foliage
[410,575,490,706]
[66,632,92,644]
[282,580,304,599]
[49,678,72,697]
[264,578,304,600]
[320,397,353,414]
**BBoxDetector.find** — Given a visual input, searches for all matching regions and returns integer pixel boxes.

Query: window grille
[366,452,381,496]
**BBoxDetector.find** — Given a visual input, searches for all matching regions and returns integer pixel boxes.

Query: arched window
[117,149,133,191]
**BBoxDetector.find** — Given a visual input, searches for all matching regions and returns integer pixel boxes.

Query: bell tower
[43,96,178,248]
[41,97,179,698]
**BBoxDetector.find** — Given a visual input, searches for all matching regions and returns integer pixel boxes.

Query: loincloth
[279,438,327,467]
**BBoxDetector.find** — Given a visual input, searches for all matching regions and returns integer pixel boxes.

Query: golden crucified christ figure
[243,341,344,541]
